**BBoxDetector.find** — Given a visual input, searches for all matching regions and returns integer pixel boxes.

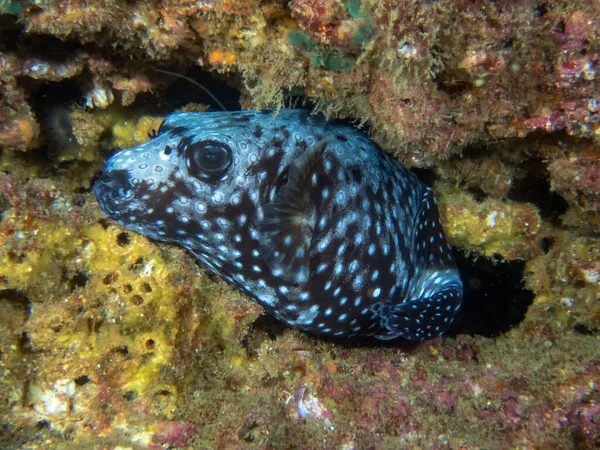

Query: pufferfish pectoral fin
[372,275,463,341]
[258,141,328,284]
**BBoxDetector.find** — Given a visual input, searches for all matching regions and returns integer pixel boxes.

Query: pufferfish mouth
[93,169,134,215]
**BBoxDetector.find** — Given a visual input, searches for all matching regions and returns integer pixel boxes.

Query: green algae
[347,0,372,46]
[288,29,316,53]
[347,0,366,19]
[311,53,357,73]
[288,29,358,73]
[287,0,371,73]
[0,0,21,16]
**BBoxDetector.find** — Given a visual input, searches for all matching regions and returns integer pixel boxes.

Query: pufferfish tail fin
[372,271,463,341]
[258,141,328,285]
[372,187,463,341]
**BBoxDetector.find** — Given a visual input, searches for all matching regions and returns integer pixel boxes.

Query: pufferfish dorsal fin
[258,140,328,284]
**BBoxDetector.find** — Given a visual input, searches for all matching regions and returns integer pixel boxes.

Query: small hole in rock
[114,346,129,357]
[123,284,132,293]
[74,375,90,386]
[573,324,596,335]
[116,232,130,247]
[98,218,111,230]
[152,389,173,410]
[250,315,287,341]
[87,317,103,333]
[19,331,32,353]
[68,271,88,290]
[243,315,288,357]
[72,195,86,206]
[6,252,25,263]
[238,420,258,443]
[539,236,554,254]
[145,339,155,350]
[129,257,145,270]
[131,295,144,305]
[0,289,31,318]
[103,273,118,285]
[36,420,50,430]
[466,187,487,203]
[140,283,152,293]
[123,390,137,401]
[435,68,473,95]
[535,3,548,17]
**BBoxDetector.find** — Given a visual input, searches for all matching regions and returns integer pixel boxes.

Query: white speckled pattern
[94,110,463,341]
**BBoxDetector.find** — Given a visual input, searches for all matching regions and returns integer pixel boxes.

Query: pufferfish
[94,109,463,341]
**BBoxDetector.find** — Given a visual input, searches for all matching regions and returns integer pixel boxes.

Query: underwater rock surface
[0,0,599,448]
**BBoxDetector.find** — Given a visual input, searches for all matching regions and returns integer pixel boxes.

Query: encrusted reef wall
[1,1,600,448]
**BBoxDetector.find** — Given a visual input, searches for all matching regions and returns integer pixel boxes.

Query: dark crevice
[539,236,554,254]
[116,232,130,247]
[0,289,31,319]
[573,324,597,336]
[19,332,32,353]
[2,19,87,62]
[67,271,89,291]
[465,186,487,203]
[24,78,85,175]
[113,346,130,358]
[72,193,87,205]
[98,218,112,230]
[35,420,50,430]
[156,66,242,113]
[411,167,435,186]
[27,78,85,125]
[243,314,289,357]
[74,375,90,386]
[508,160,568,221]
[123,390,137,401]
[448,250,534,338]
[249,314,288,341]
[435,68,473,95]
[534,3,549,18]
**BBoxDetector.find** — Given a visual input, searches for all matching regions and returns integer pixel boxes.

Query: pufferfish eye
[186,140,232,176]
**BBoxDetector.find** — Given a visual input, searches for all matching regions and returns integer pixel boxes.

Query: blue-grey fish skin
[94,109,463,341]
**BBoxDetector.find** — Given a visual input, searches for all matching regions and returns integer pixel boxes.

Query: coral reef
[1,0,600,448]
